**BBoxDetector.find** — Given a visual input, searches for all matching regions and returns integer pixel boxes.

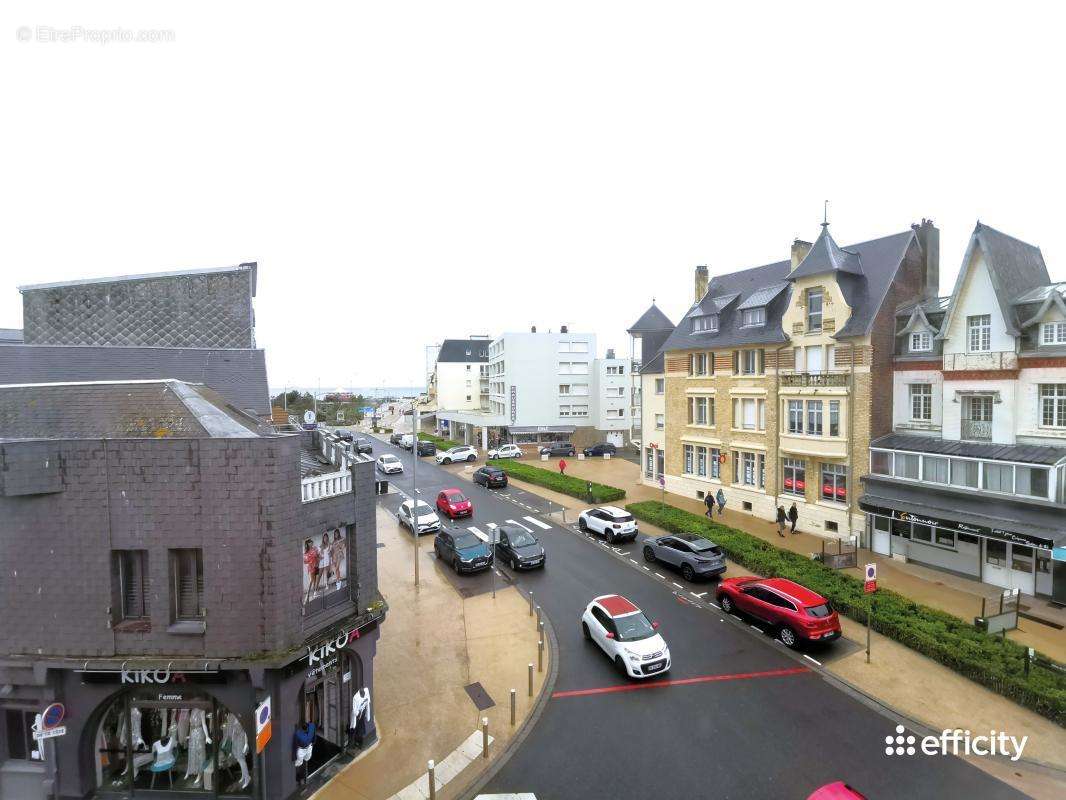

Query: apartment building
[861,223,1066,602]
[658,220,938,539]
[626,303,676,481]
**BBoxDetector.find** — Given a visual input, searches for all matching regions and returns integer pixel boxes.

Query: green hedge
[487,459,625,504]
[418,432,462,451]
[626,500,1066,727]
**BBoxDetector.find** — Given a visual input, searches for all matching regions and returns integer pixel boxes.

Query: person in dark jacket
[704,492,715,518]
[715,488,726,516]
[776,505,787,537]
[788,502,799,533]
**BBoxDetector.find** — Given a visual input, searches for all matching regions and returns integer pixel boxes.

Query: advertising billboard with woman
[302,528,348,608]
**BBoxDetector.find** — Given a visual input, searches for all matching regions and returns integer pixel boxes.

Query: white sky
[2,2,1064,389]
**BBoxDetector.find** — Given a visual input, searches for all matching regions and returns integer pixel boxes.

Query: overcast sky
[2,2,1064,390]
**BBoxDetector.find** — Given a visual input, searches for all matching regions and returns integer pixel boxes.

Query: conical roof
[626,302,675,334]
[790,225,863,279]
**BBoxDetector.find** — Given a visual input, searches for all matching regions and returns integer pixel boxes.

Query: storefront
[506,425,577,447]
[860,475,1064,601]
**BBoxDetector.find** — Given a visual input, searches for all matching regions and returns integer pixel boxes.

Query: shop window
[986,539,1007,567]
[1011,545,1034,573]
[958,533,980,545]
[912,524,933,543]
[1037,552,1051,574]
[113,550,149,622]
[820,463,847,503]
[710,448,721,479]
[169,549,203,622]
[696,446,707,478]
[303,528,350,615]
[683,444,694,474]
[782,458,805,496]
[935,529,956,548]
[5,709,42,761]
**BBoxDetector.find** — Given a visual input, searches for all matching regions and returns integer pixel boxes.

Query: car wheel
[614,656,627,676]
[578,517,587,532]
[452,555,460,573]
[779,626,799,649]
[582,622,591,640]
[467,454,476,462]
[606,530,615,544]
[511,557,518,570]
[643,546,656,563]
[719,594,734,614]
[682,563,696,582]
[443,458,451,465]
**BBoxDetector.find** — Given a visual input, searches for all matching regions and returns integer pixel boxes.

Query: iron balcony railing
[961,418,993,441]
[780,371,850,388]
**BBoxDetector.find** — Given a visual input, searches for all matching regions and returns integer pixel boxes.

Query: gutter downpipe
[848,341,856,545]
[773,342,788,511]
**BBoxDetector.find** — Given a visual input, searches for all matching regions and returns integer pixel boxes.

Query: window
[967,314,991,352]
[606,387,625,397]
[559,405,572,417]
[821,463,847,502]
[690,352,709,376]
[910,332,932,352]
[169,548,203,621]
[805,345,824,373]
[572,405,589,417]
[1041,322,1066,345]
[909,384,932,421]
[949,458,979,488]
[645,448,655,478]
[871,450,892,475]
[559,384,570,395]
[654,378,665,395]
[922,455,949,484]
[692,396,710,425]
[113,549,149,622]
[986,539,1007,567]
[736,452,757,486]
[787,400,803,434]
[806,400,823,436]
[740,307,765,327]
[935,529,956,548]
[740,349,763,375]
[5,710,42,761]
[606,408,624,419]
[829,400,840,437]
[1039,384,1066,428]
[696,446,707,477]
[684,444,694,474]
[558,361,589,375]
[655,413,665,430]
[558,340,589,353]
[710,448,721,479]
[894,452,920,479]
[1016,466,1049,498]
[807,289,824,331]
[606,365,624,375]
[782,457,805,496]
[732,398,762,430]
[693,314,718,333]
[982,462,1014,493]
[758,453,766,488]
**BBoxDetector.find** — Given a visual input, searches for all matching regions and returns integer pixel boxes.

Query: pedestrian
[704,492,715,519]
[715,488,726,516]
[776,505,786,537]
[788,502,799,534]
[558,457,567,476]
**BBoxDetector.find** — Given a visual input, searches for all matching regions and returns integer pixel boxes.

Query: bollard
[482,717,489,759]
[538,620,544,639]
[538,639,544,672]
[528,591,534,617]
[535,605,541,627]
[510,688,516,726]
[528,663,534,696]
[428,760,436,800]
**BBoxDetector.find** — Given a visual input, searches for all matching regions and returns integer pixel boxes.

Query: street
[370,439,1027,800]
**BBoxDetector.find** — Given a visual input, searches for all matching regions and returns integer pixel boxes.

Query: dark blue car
[434,530,492,574]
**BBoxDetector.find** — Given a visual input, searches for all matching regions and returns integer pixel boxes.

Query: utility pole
[413,406,420,587]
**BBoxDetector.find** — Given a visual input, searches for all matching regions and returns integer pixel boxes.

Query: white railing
[302,468,352,502]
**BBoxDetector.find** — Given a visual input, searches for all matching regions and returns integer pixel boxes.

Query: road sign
[658,475,665,488]
[255,696,272,753]
[33,726,66,740]
[864,562,877,593]
[41,703,65,730]
[303,410,317,425]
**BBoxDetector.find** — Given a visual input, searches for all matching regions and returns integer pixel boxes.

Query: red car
[436,488,473,519]
[807,782,867,800]
[716,576,841,649]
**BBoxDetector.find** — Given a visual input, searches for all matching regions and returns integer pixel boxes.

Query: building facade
[860,223,1066,602]
[626,303,676,484]
[657,221,937,539]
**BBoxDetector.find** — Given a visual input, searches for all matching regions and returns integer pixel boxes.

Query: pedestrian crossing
[465,516,552,542]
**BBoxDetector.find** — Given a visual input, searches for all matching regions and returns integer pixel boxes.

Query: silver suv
[643,532,726,582]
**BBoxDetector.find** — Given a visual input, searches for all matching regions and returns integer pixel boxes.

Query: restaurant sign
[861,504,1053,549]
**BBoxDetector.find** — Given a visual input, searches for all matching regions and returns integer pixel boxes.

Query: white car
[436,445,478,465]
[487,443,523,460]
[581,594,670,679]
[376,454,404,474]
[578,506,639,543]
[398,499,441,535]
[399,434,415,450]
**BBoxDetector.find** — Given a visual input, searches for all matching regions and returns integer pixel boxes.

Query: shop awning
[859,475,1063,549]
[508,425,576,434]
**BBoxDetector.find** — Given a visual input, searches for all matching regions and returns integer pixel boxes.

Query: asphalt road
[369,439,1027,800]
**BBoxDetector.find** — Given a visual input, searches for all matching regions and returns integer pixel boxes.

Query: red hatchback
[436,488,473,519]
[716,576,841,649]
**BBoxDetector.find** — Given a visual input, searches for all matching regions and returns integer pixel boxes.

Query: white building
[626,302,676,482]
[861,222,1066,603]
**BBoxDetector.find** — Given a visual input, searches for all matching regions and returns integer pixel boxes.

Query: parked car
[389,433,404,445]
[583,442,617,457]
[398,499,441,535]
[400,434,415,450]
[539,441,575,457]
[353,437,373,454]
[488,443,523,459]
[807,784,867,800]
[434,529,492,574]
[581,594,669,678]
[435,445,478,465]
[416,440,436,456]
[376,454,403,474]
[436,488,473,519]
[334,430,354,442]
[716,576,841,649]
[578,506,638,543]
[494,523,545,570]
[473,465,508,488]
[642,532,727,582]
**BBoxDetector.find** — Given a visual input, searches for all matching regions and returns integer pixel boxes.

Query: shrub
[487,459,625,503]
[626,500,1066,726]
[418,432,463,451]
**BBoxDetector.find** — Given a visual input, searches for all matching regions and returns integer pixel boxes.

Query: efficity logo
[884,725,1028,762]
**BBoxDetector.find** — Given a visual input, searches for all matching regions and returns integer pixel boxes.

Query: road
[369,438,1027,800]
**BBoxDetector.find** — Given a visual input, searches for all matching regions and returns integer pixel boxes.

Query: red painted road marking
[551,666,809,699]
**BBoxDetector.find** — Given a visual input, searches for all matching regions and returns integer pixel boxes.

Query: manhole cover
[464,682,495,711]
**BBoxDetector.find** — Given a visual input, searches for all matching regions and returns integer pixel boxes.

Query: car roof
[594,594,639,617]
[759,577,826,606]
[674,532,705,543]
[597,506,627,516]
[380,454,398,460]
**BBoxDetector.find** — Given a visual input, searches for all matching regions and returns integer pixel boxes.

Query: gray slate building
[0,380,384,800]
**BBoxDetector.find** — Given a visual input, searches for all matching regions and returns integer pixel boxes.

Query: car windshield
[446,493,467,503]
[453,533,482,549]
[447,447,464,454]
[382,456,398,462]
[487,469,503,477]
[508,531,537,548]
[613,613,656,642]
[408,502,433,515]
[806,603,832,618]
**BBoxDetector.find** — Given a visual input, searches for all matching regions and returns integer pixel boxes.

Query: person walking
[558,457,568,476]
[704,492,715,519]
[788,502,799,534]
[775,505,787,537]
[715,488,726,516]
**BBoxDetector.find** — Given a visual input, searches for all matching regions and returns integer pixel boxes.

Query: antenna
[822,200,830,228]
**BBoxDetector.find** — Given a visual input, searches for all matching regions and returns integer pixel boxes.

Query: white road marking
[750,625,762,632]
[628,559,638,565]
[804,654,823,667]
[617,550,630,556]
[505,519,534,532]
[654,572,666,580]
[692,592,707,598]
[467,526,489,542]
[642,566,650,571]
[672,582,684,589]
[709,602,720,609]
[523,516,552,530]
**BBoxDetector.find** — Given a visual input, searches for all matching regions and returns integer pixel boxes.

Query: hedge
[487,459,626,504]
[418,432,463,451]
[627,500,1066,727]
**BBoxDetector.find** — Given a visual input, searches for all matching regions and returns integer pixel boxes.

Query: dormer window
[693,314,718,333]
[1041,322,1066,345]
[967,315,991,352]
[910,332,931,352]
[740,307,765,328]
[807,289,824,332]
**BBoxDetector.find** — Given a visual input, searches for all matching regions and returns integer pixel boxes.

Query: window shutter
[688,398,694,424]
[757,349,765,374]
[732,351,739,373]
[175,549,203,619]
[709,352,715,375]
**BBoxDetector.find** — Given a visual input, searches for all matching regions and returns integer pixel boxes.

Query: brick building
[0,380,384,800]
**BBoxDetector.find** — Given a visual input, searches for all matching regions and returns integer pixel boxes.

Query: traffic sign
[255,696,272,753]
[658,475,666,488]
[303,410,317,425]
[864,562,877,593]
[41,703,65,730]
[34,726,66,740]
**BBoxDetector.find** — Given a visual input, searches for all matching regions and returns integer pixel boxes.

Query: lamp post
[413,406,420,587]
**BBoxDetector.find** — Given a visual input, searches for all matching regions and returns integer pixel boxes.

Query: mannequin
[350,688,371,747]
[220,713,251,789]
[122,707,152,778]
[184,708,212,783]
[130,706,146,749]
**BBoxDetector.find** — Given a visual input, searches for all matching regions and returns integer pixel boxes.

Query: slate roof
[789,225,864,279]
[437,339,489,363]
[0,344,270,416]
[871,433,1066,466]
[736,282,789,310]
[626,303,675,334]
[0,380,263,442]
[638,328,673,375]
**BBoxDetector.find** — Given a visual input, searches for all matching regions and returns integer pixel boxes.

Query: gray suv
[642,532,727,582]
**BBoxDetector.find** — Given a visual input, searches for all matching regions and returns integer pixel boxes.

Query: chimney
[790,239,812,272]
[561,325,568,333]
[912,218,940,299]
[530,325,537,333]
[606,348,615,359]
[695,265,709,302]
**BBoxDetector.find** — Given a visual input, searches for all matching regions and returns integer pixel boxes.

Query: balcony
[780,371,849,388]
[961,418,992,441]
[302,468,352,502]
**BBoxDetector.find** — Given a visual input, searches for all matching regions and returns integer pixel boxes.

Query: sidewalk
[314,506,551,800]
[537,454,1066,664]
